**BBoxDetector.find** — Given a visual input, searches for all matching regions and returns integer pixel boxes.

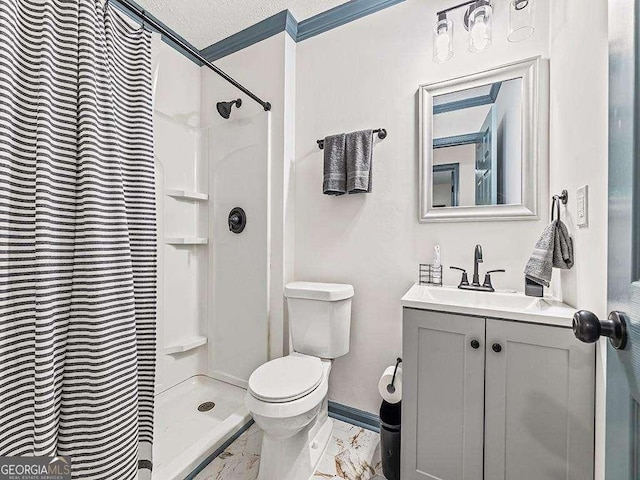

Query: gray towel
[346,129,373,194]
[524,219,574,287]
[323,133,347,195]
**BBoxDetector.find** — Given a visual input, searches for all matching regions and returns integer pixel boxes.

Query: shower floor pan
[152,375,250,480]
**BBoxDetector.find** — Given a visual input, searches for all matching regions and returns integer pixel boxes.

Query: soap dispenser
[432,245,442,285]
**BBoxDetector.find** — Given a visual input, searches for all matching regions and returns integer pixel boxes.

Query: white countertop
[401,283,577,328]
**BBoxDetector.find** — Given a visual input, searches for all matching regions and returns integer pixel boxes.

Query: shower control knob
[492,343,502,353]
[573,310,628,350]
[470,339,480,349]
[228,207,247,234]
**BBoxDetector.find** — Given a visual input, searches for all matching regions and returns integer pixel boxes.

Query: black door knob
[492,343,502,353]
[470,339,480,349]
[573,310,628,350]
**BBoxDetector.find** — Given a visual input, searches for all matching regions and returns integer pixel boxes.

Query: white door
[475,106,497,205]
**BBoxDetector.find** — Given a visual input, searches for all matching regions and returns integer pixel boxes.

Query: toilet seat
[248,354,323,403]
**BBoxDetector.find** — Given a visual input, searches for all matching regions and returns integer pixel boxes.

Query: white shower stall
[150,37,271,480]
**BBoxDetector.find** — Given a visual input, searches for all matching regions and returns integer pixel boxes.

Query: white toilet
[245,281,354,480]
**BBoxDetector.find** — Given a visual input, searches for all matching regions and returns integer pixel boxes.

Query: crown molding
[111,1,405,66]
[296,0,403,42]
[200,0,405,63]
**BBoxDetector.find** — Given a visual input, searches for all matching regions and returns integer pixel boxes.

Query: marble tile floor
[193,419,386,480]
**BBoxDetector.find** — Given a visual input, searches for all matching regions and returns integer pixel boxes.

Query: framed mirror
[419,57,544,222]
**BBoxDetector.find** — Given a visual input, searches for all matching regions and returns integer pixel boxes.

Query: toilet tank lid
[285,282,354,301]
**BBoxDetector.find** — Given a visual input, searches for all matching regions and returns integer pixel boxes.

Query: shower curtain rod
[112,0,272,112]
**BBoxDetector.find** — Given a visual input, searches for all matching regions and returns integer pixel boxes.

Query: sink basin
[419,287,544,310]
[401,284,576,327]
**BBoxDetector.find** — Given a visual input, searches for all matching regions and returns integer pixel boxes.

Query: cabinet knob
[470,339,480,349]
[492,343,502,353]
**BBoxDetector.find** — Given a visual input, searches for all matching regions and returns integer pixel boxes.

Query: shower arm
[110,0,272,112]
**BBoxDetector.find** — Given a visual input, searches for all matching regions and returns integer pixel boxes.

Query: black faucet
[472,244,483,286]
[450,244,505,292]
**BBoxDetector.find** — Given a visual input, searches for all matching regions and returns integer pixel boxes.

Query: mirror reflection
[432,77,522,208]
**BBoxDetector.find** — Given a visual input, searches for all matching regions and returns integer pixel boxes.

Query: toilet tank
[284,282,354,359]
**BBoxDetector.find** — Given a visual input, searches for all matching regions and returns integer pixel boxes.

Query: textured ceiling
[134,0,349,49]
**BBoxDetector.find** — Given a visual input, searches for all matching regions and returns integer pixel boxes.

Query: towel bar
[317,128,387,149]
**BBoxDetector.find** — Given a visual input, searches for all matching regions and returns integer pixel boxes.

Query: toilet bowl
[245,282,354,480]
[245,353,333,480]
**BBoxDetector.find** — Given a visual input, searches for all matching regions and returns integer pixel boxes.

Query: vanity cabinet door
[402,309,485,480]
[484,319,595,480]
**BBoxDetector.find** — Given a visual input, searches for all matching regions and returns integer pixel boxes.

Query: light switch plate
[577,185,589,227]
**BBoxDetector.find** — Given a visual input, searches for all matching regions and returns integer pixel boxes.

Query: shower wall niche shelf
[166,189,209,201]
[165,237,209,245]
[164,335,208,355]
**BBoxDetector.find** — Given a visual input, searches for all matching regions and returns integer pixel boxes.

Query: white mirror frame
[419,57,545,222]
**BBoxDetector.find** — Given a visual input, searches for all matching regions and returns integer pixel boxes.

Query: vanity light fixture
[508,0,535,42]
[433,12,454,63]
[433,0,493,63]
[433,0,534,63]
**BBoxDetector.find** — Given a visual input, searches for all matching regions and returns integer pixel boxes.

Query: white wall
[294,0,552,413]
[548,0,609,477]
[152,39,208,393]
[549,1,608,316]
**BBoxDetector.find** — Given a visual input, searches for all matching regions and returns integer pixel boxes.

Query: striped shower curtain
[0,1,156,478]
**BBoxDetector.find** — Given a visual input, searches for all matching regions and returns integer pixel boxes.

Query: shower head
[216,99,242,119]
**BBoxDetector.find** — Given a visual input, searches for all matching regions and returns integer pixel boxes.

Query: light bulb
[433,16,453,63]
[471,20,489,50]
[436,33,451,60]
[467,2,492,53]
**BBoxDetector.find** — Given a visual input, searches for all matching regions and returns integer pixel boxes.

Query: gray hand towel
[346,129,374,194]
[553,220,574,269]
[323,133,347,195]
[524,219,574,287]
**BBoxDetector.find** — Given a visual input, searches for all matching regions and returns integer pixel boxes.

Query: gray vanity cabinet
[402,309,485,480]
[483,318,595,480]
[402,308,595,480]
